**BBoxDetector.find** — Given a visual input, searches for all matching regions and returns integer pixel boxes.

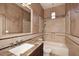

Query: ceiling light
[51,12,56,20]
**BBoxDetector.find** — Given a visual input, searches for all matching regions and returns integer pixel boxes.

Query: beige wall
[44,4,66,44]
[44,17,65,43]
[31,3,44,33]
[44,4,65,19]
[45,17,65,33]
[65,3,79,56]
[31,3,44,18]
[65,3,79,35]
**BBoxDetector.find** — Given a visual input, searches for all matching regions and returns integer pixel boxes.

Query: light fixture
[51,12,56,20]
[6,30,9,33]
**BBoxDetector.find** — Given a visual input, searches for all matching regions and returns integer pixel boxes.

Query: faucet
[10,43,14,47]
[16,41,21,45]
[10,40,22,47]
[10,40,23,47]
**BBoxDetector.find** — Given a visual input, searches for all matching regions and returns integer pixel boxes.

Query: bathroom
[0,3,79,56]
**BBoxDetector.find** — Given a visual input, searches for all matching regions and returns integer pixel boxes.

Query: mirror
[0,3,32,35]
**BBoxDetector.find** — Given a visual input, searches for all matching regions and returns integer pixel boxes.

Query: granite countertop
[0,39,43,56]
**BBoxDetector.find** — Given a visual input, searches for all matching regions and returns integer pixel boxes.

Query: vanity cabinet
[29,43,43,56]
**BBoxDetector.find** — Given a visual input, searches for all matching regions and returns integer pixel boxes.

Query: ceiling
[40,3,65,9]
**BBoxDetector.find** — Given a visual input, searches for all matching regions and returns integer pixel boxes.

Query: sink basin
[9,43,34,56]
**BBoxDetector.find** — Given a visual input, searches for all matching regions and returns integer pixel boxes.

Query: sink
[9,43,34,56]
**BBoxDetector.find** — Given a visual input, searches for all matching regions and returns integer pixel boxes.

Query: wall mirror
[0,3,32,36]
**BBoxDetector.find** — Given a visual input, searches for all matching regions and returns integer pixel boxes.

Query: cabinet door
[29,43,43,56]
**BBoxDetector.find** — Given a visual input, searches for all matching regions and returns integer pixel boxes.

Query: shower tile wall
[44,4,66,44]
[65,4,79,55]
[31,3,44,33]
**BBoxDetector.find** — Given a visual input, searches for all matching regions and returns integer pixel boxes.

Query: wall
[31,3,44,33]
[31,3,44,18]
[65,3,79,56]
[44,4,66,44]
[44,17,65,43]
[44,4,65,19]
[44,17,65,33]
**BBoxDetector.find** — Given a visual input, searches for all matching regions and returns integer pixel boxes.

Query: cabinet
[29,43,43,56]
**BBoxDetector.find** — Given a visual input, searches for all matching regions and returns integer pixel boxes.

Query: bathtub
[44,41,69,56]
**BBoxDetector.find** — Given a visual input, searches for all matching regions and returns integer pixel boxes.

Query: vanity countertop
[0,39,43,56]
[0,33,32,39]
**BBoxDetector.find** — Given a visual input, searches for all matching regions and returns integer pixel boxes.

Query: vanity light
[51,12,56,20]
